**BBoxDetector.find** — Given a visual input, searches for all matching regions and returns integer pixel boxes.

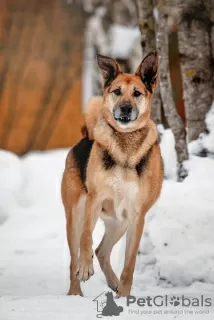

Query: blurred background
[1,1,214,316]
[0,0,213,162]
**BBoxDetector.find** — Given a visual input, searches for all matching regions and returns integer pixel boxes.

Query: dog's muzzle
[113,104,139,124]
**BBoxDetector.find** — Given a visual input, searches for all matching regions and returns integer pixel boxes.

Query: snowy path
[1,296,214,320]
[0,128,214,319]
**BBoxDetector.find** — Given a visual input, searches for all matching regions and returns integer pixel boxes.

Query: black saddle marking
[72,137,94,190]
[102,149,116,170]
[136,145,153,176]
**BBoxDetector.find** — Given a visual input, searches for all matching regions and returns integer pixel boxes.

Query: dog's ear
[135,51,158,93]
[97,54,121,88]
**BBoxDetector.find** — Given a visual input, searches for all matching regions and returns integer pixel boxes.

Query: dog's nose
[120,105,132,115]
[113,103,138,124]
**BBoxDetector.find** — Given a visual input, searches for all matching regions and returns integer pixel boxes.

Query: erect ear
[135,51,158,93]
[97,54,122,88]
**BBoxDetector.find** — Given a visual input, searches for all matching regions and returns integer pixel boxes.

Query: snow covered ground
[0,124,214,319]
[189,102,214,156]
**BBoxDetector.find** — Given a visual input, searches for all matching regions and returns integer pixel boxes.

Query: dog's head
[97,51,158,132]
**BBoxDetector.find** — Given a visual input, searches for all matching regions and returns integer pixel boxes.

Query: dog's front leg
[116,213,145,297]
[76,193,100,282]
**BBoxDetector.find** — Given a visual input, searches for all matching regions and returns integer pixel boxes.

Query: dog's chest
[105,169,139,220]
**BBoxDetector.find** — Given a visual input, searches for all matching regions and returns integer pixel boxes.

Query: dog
[61,51,163,297]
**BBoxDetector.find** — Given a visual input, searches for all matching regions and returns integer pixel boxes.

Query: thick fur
[61,51,163,297]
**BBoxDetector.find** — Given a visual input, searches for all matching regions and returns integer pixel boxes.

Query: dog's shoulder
[84,96,103,140]
[134,119,161,174]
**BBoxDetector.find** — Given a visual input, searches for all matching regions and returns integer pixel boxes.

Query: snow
[139,155,214,289]
[1,129,214,319]
[110,24,141,59]
[158,125,177,180]
[189,101,214,156]
[1,296,213,320]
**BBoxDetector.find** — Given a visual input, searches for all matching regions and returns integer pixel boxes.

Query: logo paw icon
[170,296,180,307]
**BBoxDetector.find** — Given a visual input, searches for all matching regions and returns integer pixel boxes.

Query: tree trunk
[175,0,214,142]
[208,0,214,60]
[86,5,112,95]
[86,0,138,96]
[156,3,188,180]
[212,20,214,61]
[136,0,162,125]
[211,4,214,61]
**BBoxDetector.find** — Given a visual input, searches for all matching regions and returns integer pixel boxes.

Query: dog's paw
[115,285,131,298]
[67,288,83,297]
[115,292,129,298]
[76,256,94,282]
[107,275,119,292]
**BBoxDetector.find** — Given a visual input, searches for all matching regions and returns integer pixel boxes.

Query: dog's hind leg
[95,219,127,291]
[61,153,86,296]
[65,198,85,296]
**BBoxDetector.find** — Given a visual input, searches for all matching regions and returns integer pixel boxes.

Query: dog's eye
[114,88,121,96]
[133,90,141,98]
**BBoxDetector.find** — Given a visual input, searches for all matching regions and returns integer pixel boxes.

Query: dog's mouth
[114,115,132,124]
[113,104,138,125]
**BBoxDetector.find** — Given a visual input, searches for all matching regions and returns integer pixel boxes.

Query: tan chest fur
[87,163,141,222]
[107,168,140,218]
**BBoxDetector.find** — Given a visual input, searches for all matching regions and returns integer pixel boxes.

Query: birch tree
[156,2,188,180]
[136,0,162,124]
[86,5,112,95]
[206,0,214,67]
[211,0,214,60]
[85,0,138,96]
[175,0,214,142]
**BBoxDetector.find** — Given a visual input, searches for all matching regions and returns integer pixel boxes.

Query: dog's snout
[113,103,138,124]
[120,105,132,115]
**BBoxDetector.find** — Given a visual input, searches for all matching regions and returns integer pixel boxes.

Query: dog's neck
[93,117,158,168]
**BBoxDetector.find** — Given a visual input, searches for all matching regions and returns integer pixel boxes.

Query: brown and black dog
[61,51,163,297]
